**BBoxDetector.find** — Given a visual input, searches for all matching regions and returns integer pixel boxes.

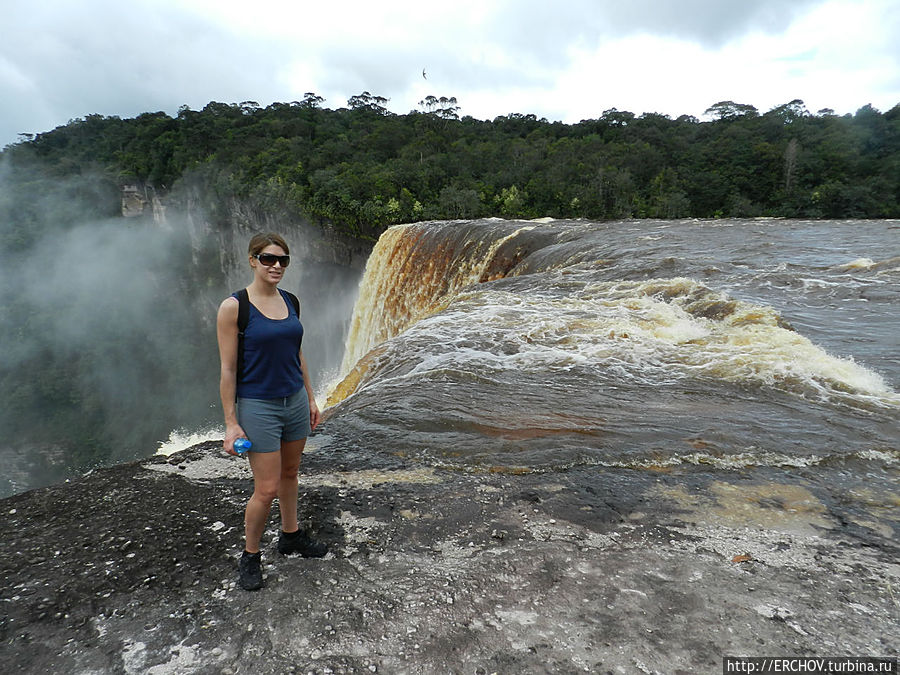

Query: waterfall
[331,221,537,405]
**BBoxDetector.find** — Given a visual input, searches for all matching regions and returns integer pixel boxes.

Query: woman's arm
[299,348,320,431]
[216,296,246,453]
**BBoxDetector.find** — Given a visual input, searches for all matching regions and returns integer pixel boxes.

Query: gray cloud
[487,0,825,55]
[1,0,290,146]
[598,0,825,45]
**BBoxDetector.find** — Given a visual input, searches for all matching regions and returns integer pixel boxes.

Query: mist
[0,170,363,498]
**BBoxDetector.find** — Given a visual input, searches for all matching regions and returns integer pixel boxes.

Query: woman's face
[250,244,289,285]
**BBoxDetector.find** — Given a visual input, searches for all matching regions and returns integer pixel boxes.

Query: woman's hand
[224,424,248,456]
[309,398,321,431]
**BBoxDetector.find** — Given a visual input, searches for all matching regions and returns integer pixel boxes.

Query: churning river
[322,218,898,515]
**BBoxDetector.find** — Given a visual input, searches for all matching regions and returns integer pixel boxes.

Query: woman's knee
[280,464,300,482]
[252,483,280,504]
[280,442,304,481]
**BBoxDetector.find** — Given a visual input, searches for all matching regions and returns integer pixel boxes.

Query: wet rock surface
[1,433,897,674]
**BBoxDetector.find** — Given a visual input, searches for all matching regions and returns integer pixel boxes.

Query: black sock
[282,529,301,538]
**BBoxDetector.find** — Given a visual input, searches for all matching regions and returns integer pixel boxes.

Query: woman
[216,232,326,591]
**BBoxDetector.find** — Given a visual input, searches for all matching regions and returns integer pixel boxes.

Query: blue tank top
[235,289,305,399]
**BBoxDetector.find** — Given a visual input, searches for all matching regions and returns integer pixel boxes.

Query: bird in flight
[422,68,427,80]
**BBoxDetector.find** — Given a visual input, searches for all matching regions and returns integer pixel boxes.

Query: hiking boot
[239,551,263,590]
[277,529,327,558]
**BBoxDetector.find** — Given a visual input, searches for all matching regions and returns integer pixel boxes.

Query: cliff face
[119,181,372,281]
[1,429,897,674]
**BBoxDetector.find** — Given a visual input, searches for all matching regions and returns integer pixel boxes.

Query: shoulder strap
[235,288,250,385]
[281,290,303,349]
[282,290,300,318]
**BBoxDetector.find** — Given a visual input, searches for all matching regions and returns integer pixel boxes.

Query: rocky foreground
[1,428,897,674]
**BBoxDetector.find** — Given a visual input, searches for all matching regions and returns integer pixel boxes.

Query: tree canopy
[3,94,898,241]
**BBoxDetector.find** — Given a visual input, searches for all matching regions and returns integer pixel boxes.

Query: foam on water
[835,257,876,271]
[599,446,900,471]
[156,427,222,456]
[335,269,898,410]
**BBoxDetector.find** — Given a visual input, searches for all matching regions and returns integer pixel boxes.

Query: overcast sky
[2,0,899,149]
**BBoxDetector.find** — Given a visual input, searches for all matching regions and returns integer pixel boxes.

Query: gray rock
[1,439,897,674]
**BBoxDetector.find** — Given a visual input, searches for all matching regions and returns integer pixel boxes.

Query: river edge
[1,433,897,674]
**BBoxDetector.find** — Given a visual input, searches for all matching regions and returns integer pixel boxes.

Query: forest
[2,93,899,243]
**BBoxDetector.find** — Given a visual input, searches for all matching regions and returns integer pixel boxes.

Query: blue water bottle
[234,438,252,455]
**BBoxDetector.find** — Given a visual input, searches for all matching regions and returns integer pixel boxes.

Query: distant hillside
[2,94,899,241]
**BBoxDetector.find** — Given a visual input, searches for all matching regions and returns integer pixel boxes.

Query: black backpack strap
[235,288,250,385]
[283,290,300,318]
[282,290,302,348]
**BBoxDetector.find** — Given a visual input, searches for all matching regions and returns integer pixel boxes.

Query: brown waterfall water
[323,219,898,517]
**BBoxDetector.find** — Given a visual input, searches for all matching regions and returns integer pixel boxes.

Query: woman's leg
[244,451,284,553]
[276,437,326,557]
[277,438,306,533]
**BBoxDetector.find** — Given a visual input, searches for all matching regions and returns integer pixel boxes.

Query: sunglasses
[253,253,291,268]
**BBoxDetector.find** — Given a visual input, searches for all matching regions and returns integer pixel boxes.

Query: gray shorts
[236,390,311,453]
